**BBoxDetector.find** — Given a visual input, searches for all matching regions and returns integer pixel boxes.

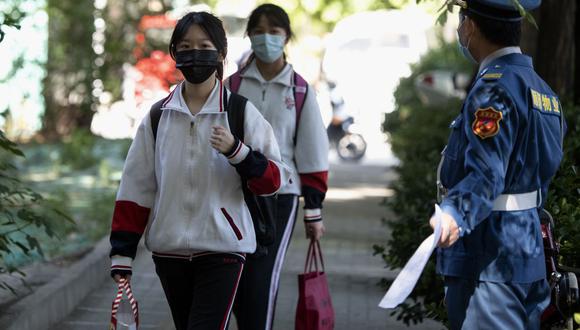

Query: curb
[0,236,110,330]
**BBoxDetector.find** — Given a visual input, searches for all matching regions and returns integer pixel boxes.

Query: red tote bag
[295,240,335,330]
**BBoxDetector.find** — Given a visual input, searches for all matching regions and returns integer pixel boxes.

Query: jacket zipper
[220,208,243,240]
[188,120,195,249]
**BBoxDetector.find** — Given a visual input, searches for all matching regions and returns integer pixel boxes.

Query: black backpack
[149,88,277,257]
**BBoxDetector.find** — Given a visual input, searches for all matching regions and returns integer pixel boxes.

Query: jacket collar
[479,49,533,77]
[478,46,521,73]
[491,52,533,68]
[161,79,225,114]
[239,58,294,87]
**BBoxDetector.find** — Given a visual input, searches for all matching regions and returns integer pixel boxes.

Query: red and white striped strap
[110,278,139,325]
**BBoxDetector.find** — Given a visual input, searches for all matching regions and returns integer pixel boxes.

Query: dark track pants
[153,253,244,330]
[233,194,299,330]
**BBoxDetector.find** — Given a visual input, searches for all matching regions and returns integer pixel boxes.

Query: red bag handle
[304,241,316,272]
[304,240,325,273]
[110,278,139,328]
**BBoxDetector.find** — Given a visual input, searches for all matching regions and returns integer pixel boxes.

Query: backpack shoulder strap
[292,71,309,145]
[229,60,253,93]
[293,71,308,114]
[149,98,166,143]
[229,71,243,94]
[224,87,248,142]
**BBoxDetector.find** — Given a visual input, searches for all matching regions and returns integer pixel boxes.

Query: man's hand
[430,211,460,248]
[210,125,235,153]
[305,221,325,241]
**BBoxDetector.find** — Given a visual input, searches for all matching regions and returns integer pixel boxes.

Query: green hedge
[375,40,580,326]
[0,130,72,289]
[545,103,580,268]
[374,40,472,325]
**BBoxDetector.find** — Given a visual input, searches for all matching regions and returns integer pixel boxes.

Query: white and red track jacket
[110,80,290,274]
[225,61,329,222]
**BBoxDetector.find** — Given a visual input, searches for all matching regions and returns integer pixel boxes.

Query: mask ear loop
[465,21,473,52]
[460,17,473,52]
[457,18,466,45]
[218,52,225,112]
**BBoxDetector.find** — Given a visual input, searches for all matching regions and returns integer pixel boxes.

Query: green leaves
[0,4,24,43]
[25,235,42,257]
[13,241,28,254]
[0,128,73,291]
[510,0,538,28]
[435,0,459,25]
[0,130,24,157]
[545,104,580,268]
[436,9,448,26]
[435,0,538,27]
[376,40,471,325]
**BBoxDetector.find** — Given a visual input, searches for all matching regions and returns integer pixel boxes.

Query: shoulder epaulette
[480,65,504,81]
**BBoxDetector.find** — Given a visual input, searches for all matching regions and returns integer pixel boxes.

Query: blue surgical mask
[250,33,285,63]
[457,21,477,64]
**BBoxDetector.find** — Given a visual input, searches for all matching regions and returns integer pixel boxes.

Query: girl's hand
[305,221,325,241]
[113,273,131,284]
[210,125,235,154]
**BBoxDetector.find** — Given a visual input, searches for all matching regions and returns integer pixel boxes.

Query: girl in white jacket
[226,4,330,330]
[108,11,288,330]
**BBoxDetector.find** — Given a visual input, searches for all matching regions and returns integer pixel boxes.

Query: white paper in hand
[378,204,443,309]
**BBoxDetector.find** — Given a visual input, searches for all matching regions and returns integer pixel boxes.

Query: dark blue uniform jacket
[437,53,566,283]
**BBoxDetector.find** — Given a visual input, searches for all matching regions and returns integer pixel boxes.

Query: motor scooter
[327,115,367,161]
[325,81,367,161]
[540,209,580,330]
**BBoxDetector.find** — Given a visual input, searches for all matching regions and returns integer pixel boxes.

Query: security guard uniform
[436,0,566,329]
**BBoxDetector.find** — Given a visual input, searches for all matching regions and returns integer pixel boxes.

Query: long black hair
[246,3,293,41]
[169,12,228,79]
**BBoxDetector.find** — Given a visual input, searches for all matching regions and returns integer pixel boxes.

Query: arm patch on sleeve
[472,107,503,139]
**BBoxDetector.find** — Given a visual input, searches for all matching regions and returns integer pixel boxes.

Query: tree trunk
[534,0,576,99]
[574,1,580,105]
[40,0,96,140]
[520,10,539,60]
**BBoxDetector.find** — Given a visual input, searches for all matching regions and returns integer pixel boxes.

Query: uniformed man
[430,0,566,329]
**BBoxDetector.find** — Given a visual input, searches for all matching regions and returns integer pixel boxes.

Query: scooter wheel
[337,133,366,161]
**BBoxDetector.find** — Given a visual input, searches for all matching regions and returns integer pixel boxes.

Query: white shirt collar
[164,79,224,114]
[478,46,522,74]
[242,59,294,86]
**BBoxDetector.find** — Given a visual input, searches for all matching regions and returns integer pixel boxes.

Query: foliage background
[374,40,473,325]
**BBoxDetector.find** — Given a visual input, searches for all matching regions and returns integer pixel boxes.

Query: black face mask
[175,49,220,84]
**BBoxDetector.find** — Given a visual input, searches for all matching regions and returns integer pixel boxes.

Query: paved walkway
[52,161,442,330]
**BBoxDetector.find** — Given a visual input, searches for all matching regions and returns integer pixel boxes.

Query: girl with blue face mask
[247,5,290,76]
[249,24,286,64]
[226,3,330,330]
